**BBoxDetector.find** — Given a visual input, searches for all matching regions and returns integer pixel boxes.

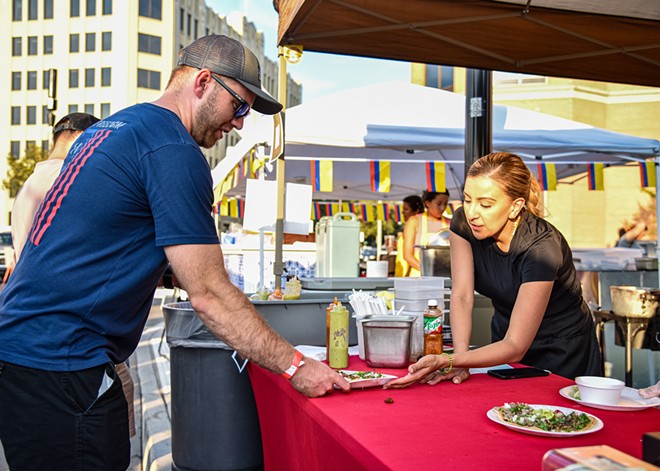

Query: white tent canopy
[213,81,660,201]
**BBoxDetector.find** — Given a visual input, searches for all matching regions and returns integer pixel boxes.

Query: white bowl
[575,376,625,405]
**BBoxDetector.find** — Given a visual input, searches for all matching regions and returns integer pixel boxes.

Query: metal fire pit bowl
[610,286,660,319]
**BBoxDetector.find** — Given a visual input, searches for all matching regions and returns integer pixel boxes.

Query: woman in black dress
[387,152,601,388]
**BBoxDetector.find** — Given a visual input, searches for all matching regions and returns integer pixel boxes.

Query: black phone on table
[487,367,549,380]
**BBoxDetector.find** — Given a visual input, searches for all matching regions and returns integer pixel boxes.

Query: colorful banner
[359,203,375,222]
[537,162,557,191]
[426,162,446,192]
[370,161,390,193]
[587,163,604,191]
[376,203,386,221]
[393,204,402,223]
[310,160,333,192]
[639,161,656,188]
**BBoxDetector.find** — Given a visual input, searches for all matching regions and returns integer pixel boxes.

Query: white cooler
[315,213,360,277]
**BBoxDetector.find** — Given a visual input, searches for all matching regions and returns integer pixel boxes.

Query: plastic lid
[427,299,438,307]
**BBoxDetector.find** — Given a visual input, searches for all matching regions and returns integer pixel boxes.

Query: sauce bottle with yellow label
[329,301,349,369]
[325,297,338,361]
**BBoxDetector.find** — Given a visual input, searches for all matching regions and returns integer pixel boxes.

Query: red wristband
[281,349,305,380]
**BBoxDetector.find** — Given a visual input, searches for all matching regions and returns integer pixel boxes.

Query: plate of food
[487,402,602,437]
[338,370,397,389]
[559,385,660,412]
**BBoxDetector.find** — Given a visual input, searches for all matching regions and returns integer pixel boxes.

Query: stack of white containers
[394,277,448,361]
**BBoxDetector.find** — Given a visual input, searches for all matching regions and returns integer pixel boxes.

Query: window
[101,67,111,86]
[137,68,161,90]
[102,0,111,14]
[10,141,20,158]
[69,69,79,88]
[179,7,184,31]
[85,32,95,52]
[102,31,111,51]
[27,106,37,125]
[194,19,198,38]
[28,0,37,19]
[70,33,79,53]
[86,0,96,16]
[27,71,37,90]
[100,103,111,118]
[85,68,95,87]
[41,139,50,154]
[28,36,38,55]
[12,37,22,56]
[139,0,161,20]
[187,14,191,36]
[138,33,161,55]
[70,0,80,17]
[42,70,50,89]
[13,0,22,21]
[42,106,50,124]
[11,72,21,91]
[84,103,94,115]
[26,141,36,152]
[440,66,454,91]
[43,35,53,54]
[68,104,79,113]
[44,0,53,18]
[425,64,438,88]
[11,107,21,125]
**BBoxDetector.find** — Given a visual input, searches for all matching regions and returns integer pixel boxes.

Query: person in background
[387,152,601,389]
[616,221,647,249]
[402,190,451,276]
[395,195,424,276]
[6,112,137,440]
[0,35,349,471]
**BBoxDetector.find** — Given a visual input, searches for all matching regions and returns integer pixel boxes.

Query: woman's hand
[384,354,455,389]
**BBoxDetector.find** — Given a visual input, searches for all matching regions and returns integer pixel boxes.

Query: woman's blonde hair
[467,152,544,217]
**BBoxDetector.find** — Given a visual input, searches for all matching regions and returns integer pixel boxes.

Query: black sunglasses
[211,74,251,119]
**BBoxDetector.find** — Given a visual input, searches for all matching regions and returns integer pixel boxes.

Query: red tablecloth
[248,356,659,471]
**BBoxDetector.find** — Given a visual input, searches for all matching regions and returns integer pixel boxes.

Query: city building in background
[411,63,660,248]
[1,0,301,225]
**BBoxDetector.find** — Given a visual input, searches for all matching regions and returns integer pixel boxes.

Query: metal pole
[274,48,288,292]
[465,69,493,182]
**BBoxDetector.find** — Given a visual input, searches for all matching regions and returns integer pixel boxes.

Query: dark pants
[0,361,130,471]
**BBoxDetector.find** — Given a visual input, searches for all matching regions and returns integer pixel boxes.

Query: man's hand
[289,358,350,397]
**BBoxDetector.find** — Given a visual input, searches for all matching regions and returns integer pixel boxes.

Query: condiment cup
[575,376,625,405]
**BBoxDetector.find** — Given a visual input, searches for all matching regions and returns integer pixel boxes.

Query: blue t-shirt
[0,103,219,371]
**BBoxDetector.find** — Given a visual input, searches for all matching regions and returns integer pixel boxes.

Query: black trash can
[163,302,263,471]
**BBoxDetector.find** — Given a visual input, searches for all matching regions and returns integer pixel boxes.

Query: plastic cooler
[315,213,360,277]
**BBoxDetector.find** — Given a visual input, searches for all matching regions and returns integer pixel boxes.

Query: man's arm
[164,243,349,397]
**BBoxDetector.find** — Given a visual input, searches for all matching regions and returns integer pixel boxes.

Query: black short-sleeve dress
[450,206,601,379]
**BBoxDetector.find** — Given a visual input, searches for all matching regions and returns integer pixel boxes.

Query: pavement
[0,291,175,471]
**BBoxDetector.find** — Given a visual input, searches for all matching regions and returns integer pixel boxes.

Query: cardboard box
[542,445,660,470]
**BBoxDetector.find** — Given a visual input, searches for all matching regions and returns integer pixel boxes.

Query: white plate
[486,404,603,437]
[560,385,660,411]
[338,370,397,389]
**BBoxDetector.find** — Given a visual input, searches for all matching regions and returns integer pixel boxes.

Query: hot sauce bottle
[325,297,338,361]
[329,301,349,369]
[423,299,443,356]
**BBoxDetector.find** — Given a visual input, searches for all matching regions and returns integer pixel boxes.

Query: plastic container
[315,213,360,277]
[163,302,263,471]
[575,376,625,405]
[360,315,415,368]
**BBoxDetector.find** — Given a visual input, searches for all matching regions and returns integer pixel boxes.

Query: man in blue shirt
[0,35,349,471]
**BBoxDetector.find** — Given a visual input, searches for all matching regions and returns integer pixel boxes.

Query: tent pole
[274,48,288,292]
[465,69,492,181]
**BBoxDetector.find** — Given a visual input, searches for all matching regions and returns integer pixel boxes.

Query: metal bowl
[359,315,415,368]
[634,257,658,271]
[610,286,660,318]
[417,245,451,277]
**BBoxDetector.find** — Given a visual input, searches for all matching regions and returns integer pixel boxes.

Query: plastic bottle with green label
[423,299,443,356]
[329,301,349,368]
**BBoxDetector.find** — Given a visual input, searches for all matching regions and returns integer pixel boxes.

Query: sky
[206,0,411,102]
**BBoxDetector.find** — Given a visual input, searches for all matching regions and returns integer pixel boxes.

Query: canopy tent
[213,81,660,201]
[275,0,660,88]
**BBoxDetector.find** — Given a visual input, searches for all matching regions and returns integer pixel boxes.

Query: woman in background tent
[395,195,424,276]
[403,190,451,277]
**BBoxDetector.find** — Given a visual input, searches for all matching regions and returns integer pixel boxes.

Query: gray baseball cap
[177,35,283,115]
